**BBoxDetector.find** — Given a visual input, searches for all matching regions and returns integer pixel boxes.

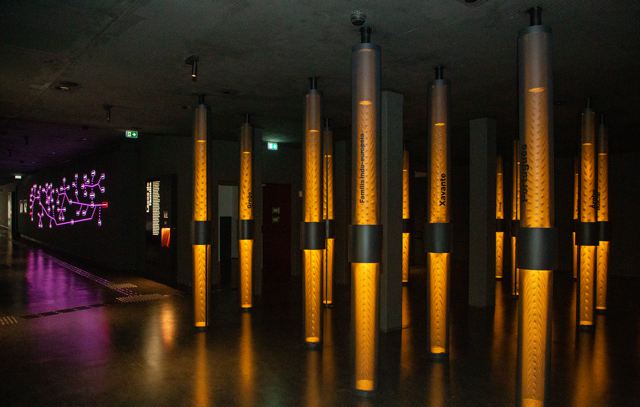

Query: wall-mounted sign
[125,130,139,139]
[29,170,107,228]
[267,141,278,151]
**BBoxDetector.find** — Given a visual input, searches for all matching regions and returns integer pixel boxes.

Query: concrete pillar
[468,117,497,308]
[253,129,264,296]
[334,139,349,285]
[380,90,404,331]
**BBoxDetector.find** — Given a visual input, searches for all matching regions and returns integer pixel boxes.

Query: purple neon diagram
[29,170,108,228]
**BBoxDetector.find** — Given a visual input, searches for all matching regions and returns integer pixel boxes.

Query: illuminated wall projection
[239,116,254,310]
[596,116,609,311]
[426,65,451,358]
[192,96,211,329]
[496,155,505,279]
[511,140,521,297]
[29,170,107,228]
[578,101,597,328]
[402,150,410,284]
[516,8,555,406]
[573,157,579,280]
[350,26,381,393]
[302,77,324,347]
[146,180,161,235]
[322,120,335,306]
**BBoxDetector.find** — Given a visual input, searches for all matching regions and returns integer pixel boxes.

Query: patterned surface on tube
[193,245,208,326]
[580,136,596,224]
[323,134,334,221]
[520,268,551,406]
[402,233,410,283]
[304,250,322,342]
[579,246,596,325]
[304,131,321,223]
[429,124,448,223]
[573,159,579,279]
[240,240,253,308]
[429,252,449,354]
[597,151,608,222]
[355,103,377,225]
[323,238,334,305]
[522,90,551,229]
[596,242,609,310]
[353,263,379,391]
[496,232,504,279]
[511,237,519,295]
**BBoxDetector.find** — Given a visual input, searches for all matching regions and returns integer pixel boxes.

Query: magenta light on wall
[29,170,108,228]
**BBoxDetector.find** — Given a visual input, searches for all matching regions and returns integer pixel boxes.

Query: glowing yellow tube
[427,66,450,357]
[402,150,410,284]
[351,28,380,392]
[511,139,521,297]
[322,123,334,306]
[516,13,554,405]
[303,79,323,345]
[573,157,579,280]
[579,104,596,328]
[192,100,210,328]
[496,155,504,279]
[596,119,609,311]
[239,119,253,310]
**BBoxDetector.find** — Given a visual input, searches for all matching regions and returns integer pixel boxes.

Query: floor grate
[116,294,166,303]
[0,315,19,326]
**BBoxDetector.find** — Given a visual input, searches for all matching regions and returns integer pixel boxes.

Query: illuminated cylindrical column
[596,116,609,311]
[577,101,597,328]
[511,139,521,297]
[239,115,254,310]
[350,26,381,393]
[516,8,555,405]
[302,77,324,347]
[426,65,451,358]
[496,155,505,279]
[322,119,335,306]
[192,95,211,329]
[402,150,411,284]
[572,157,579,280]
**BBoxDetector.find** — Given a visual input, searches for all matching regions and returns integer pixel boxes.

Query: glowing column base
[572,232,578,280]
[402,232,410,283]
[304,249,322,344]
[193,245,209,327]
[428,252,449,356]
[579,246,596,327]
[323,238,334,306]
[353,262,379,392]
[239,239,253,309]
[518,268,551,407]
[496,231,504,279]
[596,241,609,311]
[511,236,520,296]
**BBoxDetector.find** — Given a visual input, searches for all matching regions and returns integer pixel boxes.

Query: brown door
[262,183,292,285]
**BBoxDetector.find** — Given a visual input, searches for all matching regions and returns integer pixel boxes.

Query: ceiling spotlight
[185,55,199,81]
[351,10,367,26]
[104,104,112,122]
[54,81,79,91]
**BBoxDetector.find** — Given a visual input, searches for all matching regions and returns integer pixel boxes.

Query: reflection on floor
[1,230,639,406]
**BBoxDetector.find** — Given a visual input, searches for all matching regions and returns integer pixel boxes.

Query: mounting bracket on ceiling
[185,55,199,81]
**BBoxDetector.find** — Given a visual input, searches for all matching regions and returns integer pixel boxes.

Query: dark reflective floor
[1,230,639,406]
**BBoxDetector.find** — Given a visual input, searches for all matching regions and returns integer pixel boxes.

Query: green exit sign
[267,141,278,151]
[125,130,139,139]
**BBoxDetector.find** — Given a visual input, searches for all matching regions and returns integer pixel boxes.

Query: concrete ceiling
[1,0,639,178]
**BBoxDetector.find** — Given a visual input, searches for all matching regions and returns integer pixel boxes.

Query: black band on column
[325,219,335,239]
[576,221,599,246]
[193,221,212,245]
[425,222,452,253]
[349,225,382,263]
[402,218,411,233]
[517,227,558,270]
[496,218,506,232]
[239,219,254,240]
[511,220,520,237]
[598,221,610,242]
[301,222,326,250]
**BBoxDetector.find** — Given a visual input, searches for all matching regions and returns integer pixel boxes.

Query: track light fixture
[186,55,199,81]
